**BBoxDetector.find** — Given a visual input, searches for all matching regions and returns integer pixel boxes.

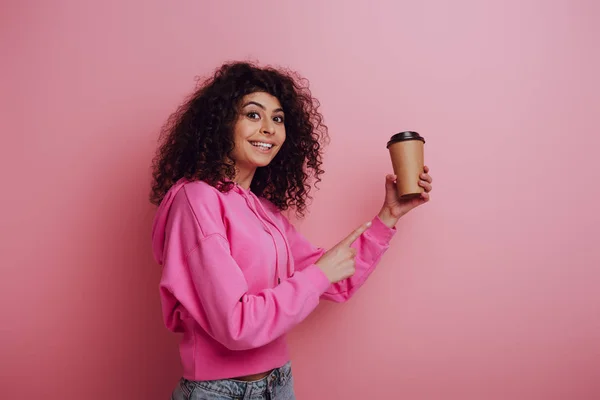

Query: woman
[150,61,432,400]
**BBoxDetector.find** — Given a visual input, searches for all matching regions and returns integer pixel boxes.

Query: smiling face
[230,92,286,187]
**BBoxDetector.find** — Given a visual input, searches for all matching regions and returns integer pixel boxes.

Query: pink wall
[2,0,599,398]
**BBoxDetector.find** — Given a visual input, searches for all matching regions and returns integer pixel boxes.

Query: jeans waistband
[183,361,292,399]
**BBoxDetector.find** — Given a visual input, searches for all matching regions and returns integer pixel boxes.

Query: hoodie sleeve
[180,234,331,350]
[157,186,331,351]
[280,215,396,303]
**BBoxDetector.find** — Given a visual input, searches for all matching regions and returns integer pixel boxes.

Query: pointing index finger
[340,221,372,247]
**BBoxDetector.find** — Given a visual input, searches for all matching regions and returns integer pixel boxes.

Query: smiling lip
[249,141,275,151]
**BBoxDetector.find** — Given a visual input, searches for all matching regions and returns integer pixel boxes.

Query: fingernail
[366,221,372,227]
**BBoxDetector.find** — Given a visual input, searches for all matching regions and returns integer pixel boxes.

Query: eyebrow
[242,101,284,114]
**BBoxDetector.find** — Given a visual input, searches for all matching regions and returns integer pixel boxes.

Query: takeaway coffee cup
[386,131,425,199]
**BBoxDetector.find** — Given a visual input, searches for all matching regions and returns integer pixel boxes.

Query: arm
[281,214,396,303]
[160,233,331,351]
[282,167,433,302]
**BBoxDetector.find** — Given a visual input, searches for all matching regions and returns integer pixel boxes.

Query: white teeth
[250,142,273,149]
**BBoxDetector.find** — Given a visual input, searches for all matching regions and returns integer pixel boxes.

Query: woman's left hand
[378,165,433,228]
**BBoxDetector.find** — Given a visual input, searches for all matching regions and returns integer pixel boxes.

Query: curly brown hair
[149,61,328,217]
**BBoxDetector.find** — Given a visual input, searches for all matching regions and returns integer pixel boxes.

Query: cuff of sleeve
[367,215,397,243]
[301,264,331,295]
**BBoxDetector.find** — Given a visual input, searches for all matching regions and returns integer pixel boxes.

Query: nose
[261,119,276,135]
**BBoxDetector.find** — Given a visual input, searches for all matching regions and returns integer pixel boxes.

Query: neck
[234,166,255,190]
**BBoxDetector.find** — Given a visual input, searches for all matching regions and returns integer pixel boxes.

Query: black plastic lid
[386,131,425,148]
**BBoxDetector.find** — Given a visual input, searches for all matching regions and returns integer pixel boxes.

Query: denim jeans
[171,362,295,400]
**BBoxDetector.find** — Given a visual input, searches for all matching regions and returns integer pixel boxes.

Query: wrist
[378,207,401,229]
[315,261,333,283]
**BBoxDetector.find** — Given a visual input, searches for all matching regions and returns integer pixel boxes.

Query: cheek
[233,120,253,141]
[279,128,286,143]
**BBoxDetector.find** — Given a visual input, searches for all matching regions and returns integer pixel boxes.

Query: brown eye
[247,112,260,120]
[273,116,284,123]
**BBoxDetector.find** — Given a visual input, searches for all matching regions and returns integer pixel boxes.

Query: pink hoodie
[151,178,396,380]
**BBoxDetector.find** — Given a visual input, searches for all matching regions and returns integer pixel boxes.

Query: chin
[251,156,276,167]
[253,161,273,168]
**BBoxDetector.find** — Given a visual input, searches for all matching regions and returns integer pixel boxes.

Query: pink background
[2,0,599,399]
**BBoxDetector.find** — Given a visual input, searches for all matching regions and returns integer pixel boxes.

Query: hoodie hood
[151,178,189,266]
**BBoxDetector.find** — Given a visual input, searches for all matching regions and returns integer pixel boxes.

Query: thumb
[339,221,372,247]
[385,174,397,188]
[385,174,398,198]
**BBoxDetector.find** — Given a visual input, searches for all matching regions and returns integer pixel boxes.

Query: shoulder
[167,179,220,212]
[172,179,228,236]
[179,179,222,201]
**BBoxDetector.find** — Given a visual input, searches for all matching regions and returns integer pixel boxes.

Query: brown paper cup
[387,131,425,199]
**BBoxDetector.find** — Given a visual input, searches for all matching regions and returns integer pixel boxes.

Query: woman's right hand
[315,221,372,283]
